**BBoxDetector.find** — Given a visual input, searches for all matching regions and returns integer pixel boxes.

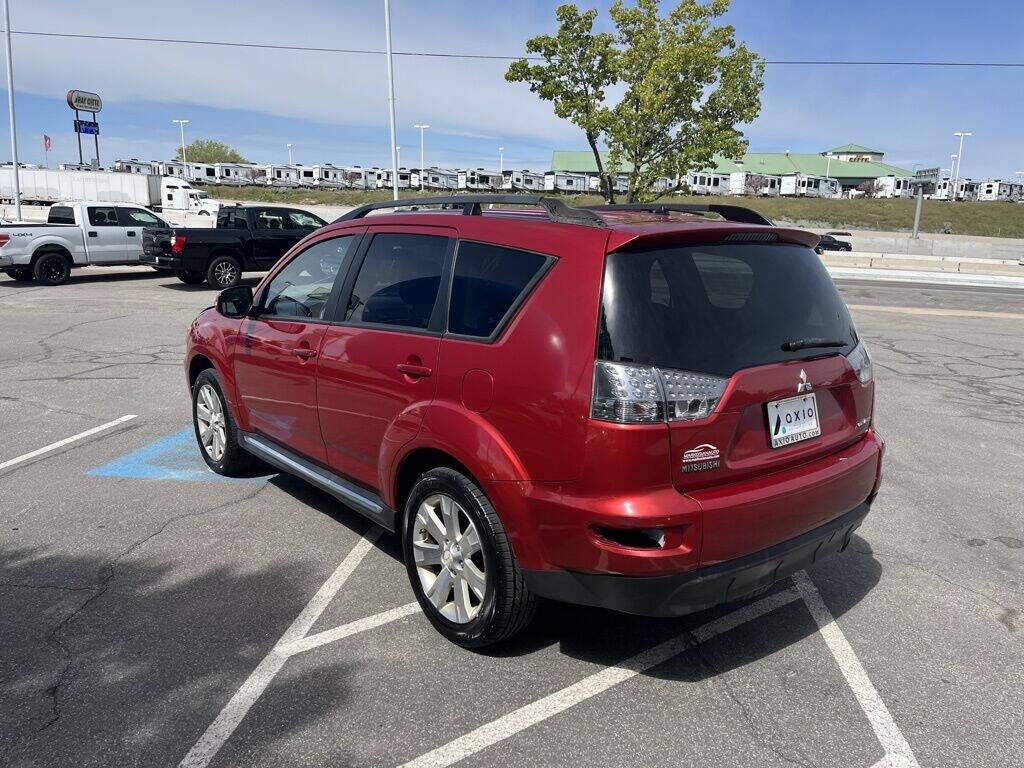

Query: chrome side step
[240,432,397,531]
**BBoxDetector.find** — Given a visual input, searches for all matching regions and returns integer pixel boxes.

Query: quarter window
[448,242,547,338]
[262,236,356,320]
[345,233,447,329]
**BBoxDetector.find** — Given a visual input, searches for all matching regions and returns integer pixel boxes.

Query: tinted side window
[87,207,119,226]
[118,208,163,227]
[48,206,75,224]
[346,233,447,330]
[262,236,356,320]
[449,242,547,338]
[254,209,286,230]
[287,210,323,229]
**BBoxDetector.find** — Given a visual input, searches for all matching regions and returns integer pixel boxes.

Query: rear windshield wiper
[781,338,848,352]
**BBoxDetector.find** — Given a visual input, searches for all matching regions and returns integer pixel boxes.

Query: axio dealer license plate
[766,393,820,448]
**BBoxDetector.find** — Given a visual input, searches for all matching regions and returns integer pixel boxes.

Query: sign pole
[75,108,83,164]
[92,110,99,166]
[3,0,21,220]
[912,186,923,239]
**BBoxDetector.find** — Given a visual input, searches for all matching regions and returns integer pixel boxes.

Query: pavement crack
[687,631,816,768]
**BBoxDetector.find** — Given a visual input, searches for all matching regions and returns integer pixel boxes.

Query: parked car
[185,196,883,648]
[0,201,168,285]
[141,204,326,288]
[815,234,852,254]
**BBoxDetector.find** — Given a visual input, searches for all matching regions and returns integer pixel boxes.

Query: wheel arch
[393,447,477,519]
[31,244,74,266]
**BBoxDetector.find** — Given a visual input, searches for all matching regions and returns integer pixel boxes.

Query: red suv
[186,196,883,648]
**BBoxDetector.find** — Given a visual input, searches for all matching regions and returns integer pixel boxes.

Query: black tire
[198,210,210,216]
[206,255,242,289]
[33,252,71,286]
[175,269,206,285]
[402,467,537,648]
[3,267,33,282]
[191,369,255,475]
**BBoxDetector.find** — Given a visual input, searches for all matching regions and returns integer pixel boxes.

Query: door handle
[397,362,432,378]
[126,230,137,237]
[293,348,317,359]
[88,231,98,237]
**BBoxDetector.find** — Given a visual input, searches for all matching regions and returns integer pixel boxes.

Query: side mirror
[217,285,253,318]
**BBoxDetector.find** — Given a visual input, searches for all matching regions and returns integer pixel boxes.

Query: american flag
[43,134,52,152]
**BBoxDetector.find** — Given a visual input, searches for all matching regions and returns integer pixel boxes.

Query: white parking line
[793,572,919,768]
[179,530,384,768]
[279,602,420,656]
[0,414,137,472]
[400,587,803,768]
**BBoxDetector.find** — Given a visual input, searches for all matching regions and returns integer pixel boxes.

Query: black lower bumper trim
[524,500,871,617]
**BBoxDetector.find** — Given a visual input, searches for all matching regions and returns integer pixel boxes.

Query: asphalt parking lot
[1,267,1022,768]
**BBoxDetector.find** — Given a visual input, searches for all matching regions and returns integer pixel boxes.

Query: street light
[413,124,430,190]
[172,119,190,180]
[498,146,505,174]
[383,0,399,200]
[951,131,972,201]
[286,143,293,164]
[3,0,20,220]
[824,151,834,198]
[949,154,957,198]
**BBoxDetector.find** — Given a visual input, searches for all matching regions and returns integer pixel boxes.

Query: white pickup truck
[0,201,170,285]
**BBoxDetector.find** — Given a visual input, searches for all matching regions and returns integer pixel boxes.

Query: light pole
[498,146,504,174]
[3,0,21,221]
[383,0,399,201]
[287,143,293,164]
[824,151,834,198]
[173,119,190,180]
[413,123,429,190]
[951,131,971,201]
[396,145,401,168]
[949,154,957,199]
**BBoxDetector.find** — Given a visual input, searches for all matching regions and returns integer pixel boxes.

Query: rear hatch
[595,241,875,560]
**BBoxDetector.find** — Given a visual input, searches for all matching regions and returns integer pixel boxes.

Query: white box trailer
[0,167,219,214]
[780,174,838,198]
[872,176,913,199]
[687,172,729,195]
[543,171,589,193]
[977,180,1014,202]
[728,172,780,196]
[422,168,460,190]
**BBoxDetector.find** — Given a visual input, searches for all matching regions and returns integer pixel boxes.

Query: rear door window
[448,241,548,338]
[87,207,119,226]
[345,233,448,330]
[598,243,857,376]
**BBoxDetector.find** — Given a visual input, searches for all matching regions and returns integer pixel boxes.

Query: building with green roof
[551,145,910,192]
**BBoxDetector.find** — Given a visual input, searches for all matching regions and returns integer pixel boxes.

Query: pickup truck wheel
[175,269,206,285]
[192,369,254,474]
[206,256,241,289]
[402,468,537,648]
[33,252,71,286]
[198,210,210,216]
[4,267,34,282]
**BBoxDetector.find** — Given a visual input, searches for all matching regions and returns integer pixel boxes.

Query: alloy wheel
[195,383,227,462]
[412,493,487,624]
[213,261,238,286]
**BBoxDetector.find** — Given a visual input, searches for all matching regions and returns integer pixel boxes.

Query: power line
[3,29,1024,67]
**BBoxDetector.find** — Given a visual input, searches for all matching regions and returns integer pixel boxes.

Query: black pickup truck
[141,205,327,288]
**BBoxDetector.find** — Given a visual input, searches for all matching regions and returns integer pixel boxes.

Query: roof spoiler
[581,203,774,227]
[336,195,606,228]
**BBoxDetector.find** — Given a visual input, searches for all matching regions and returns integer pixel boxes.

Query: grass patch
[198,185,1024,238]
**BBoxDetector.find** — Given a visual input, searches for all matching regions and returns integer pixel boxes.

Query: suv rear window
[448,242,548,338]
[48,206,75,224]
[598,243,857,376]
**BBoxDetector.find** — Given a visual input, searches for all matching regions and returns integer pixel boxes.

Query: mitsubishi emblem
[797,369,812,393]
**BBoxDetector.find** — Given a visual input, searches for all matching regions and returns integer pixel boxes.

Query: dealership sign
[66,90,103,113]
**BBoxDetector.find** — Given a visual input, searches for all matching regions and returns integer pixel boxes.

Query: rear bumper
[523,498,871,617]
[140,253,181,269]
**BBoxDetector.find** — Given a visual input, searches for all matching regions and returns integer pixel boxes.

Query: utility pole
[951,131,971,201]
[413,123,429,190]
[3,0,21,221]
[383,0,399,201]
[498,146,504,174]
[173,119,189,180]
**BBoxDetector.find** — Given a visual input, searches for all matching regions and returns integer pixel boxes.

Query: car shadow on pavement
[161,276,265,293]
[0,543,360,767]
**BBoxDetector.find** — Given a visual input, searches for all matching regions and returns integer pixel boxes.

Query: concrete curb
[820,251,1023,277]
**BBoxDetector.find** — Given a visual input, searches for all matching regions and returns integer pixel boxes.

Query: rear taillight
[591,360,728,425]
[0,234,9,248]
[170,235,187,254]
[846,341,872,384]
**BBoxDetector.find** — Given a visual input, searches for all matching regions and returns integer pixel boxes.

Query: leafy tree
[507,0,764,203]
[175,139,248,164]
[505,5,618,201]
[605,0,764,202]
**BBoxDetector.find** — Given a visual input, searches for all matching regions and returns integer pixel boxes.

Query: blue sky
[3,1,1022,179]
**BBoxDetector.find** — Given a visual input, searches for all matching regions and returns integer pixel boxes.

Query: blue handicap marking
[88,427,271,482]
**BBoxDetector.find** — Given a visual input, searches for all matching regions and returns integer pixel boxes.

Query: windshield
[598,242,857,376]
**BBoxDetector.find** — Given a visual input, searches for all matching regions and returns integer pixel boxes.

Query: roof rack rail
[580,203,774,227]
[335,194,606,228]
